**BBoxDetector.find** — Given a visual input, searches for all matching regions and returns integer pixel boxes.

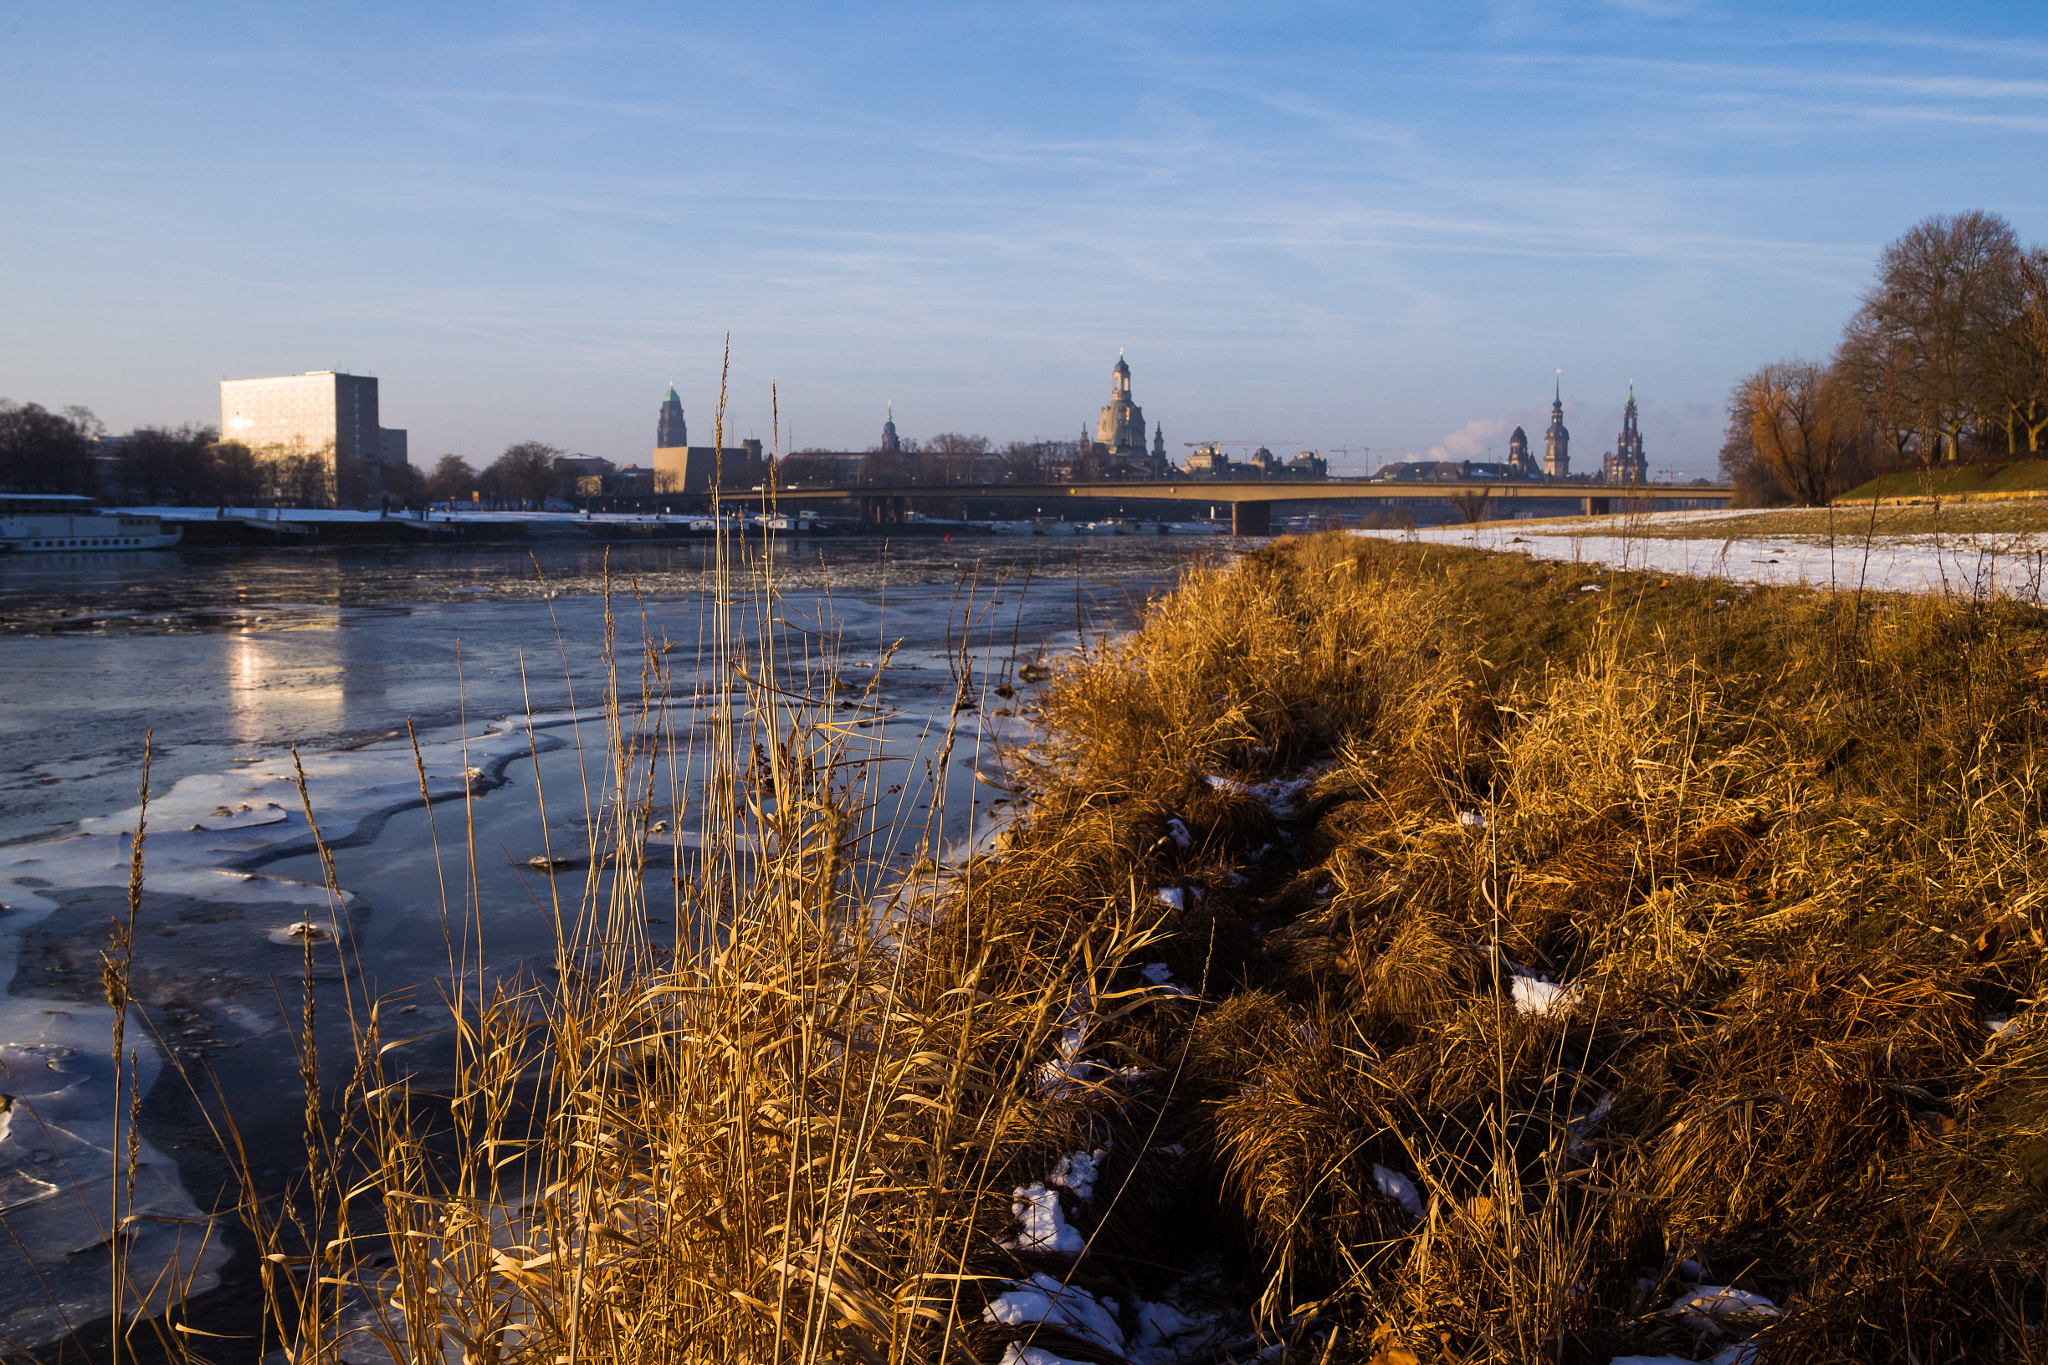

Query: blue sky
[3,2,2044,478]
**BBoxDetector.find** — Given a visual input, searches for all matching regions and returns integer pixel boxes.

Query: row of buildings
[207,359,1658,505]
[1501,380,1649,483]
[1380,382,1651,484]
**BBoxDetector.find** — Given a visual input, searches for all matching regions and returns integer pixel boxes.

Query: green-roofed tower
[657,383,687,448]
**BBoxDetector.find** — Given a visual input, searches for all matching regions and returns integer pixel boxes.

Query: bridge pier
[1231,501,1271,536]
[1582,496,1611,516]
[856,495,907,524]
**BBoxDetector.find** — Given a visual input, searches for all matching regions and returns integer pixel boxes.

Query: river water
[0,533,1221,1352]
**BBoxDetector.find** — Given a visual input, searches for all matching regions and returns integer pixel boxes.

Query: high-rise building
[1602,384,1648,484]
[219,370,404,493]
[657,384,688,448]
[1543,377,1571,478]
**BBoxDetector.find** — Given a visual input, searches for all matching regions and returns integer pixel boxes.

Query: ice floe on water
[0,713,561,1347]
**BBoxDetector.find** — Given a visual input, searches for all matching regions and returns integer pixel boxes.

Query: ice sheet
[0,717,551,1347]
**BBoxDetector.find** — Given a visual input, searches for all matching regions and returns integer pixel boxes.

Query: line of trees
[777,434,1094,487]
[1723,211,2048,505]
[422,443,586,508]
[0,404,595,510]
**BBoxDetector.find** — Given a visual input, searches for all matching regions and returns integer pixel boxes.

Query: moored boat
[0,495,182,552]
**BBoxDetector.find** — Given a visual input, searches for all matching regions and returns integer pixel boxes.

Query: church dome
[1512,425,1527,441]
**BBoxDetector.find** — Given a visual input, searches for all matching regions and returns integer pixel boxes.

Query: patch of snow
[1662,1286,1781,1335]
[1511,974,1583,1016]
[1154,886,1204,910]
[1141,963,1175,987]
[1000,1345,1091,1365]
[1458,809,1489,829]
[1612,1349,1757,1365]
[1004,1183,1085,1257]
[1372,1164,1426,1220]
[1049,1148,1107,1201]
[984,1272,1124,1352]
[1357,516,2048,601]
[1166,818,1192,850]
[1566,1092,1615,1159]
[1204,771,1319,820]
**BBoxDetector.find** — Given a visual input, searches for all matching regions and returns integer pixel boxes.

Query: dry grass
[44,525,2048,1365]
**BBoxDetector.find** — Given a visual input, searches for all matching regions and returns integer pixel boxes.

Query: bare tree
[1450,487,1492,523]
[1842,211,2024,463]
[380,459,425,505]
[925,432,991,485]
[0,400,97,494]
[1718,387,1793,507]
[207,441,264,505]
[427,455,478,503]
[1732,359,1870,506]
[1991,247,2048,454]
[117,424,219,505]
[486,441,563,508]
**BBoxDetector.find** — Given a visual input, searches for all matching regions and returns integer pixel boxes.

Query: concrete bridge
[763,478,1735,534]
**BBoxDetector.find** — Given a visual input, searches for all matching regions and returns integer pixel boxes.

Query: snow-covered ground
[1357,510,2048,599]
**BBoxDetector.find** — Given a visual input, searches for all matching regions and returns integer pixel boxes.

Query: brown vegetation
[61,531,2048,1364]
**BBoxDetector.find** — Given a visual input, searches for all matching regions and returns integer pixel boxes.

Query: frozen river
[0,534,1214,1352]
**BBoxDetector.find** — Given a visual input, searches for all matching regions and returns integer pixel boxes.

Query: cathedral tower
[1543,375,1570,478]
[657,383,687,448]
[1506,424,1533,476]
[881,403,902,452]
[1602,383,1647,484]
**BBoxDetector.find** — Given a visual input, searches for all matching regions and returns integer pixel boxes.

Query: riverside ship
[0,494,182,552]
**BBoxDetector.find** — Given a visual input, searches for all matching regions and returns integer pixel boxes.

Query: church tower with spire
[1543,375,1571,478]
[1602,384,1648,484]
[881,403,902,452]
[656,383,687,448]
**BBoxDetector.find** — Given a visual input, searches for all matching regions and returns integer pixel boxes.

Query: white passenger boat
[0,494,183,552]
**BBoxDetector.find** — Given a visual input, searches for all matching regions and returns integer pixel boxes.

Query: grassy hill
[1841,458,2048,502]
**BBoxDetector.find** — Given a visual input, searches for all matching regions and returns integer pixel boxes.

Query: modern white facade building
[219,371,406,493]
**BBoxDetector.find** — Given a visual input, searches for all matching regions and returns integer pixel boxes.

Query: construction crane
[1181,440,1299,449]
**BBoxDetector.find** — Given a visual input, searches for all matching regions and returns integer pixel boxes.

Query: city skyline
[3,2,2044,479]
